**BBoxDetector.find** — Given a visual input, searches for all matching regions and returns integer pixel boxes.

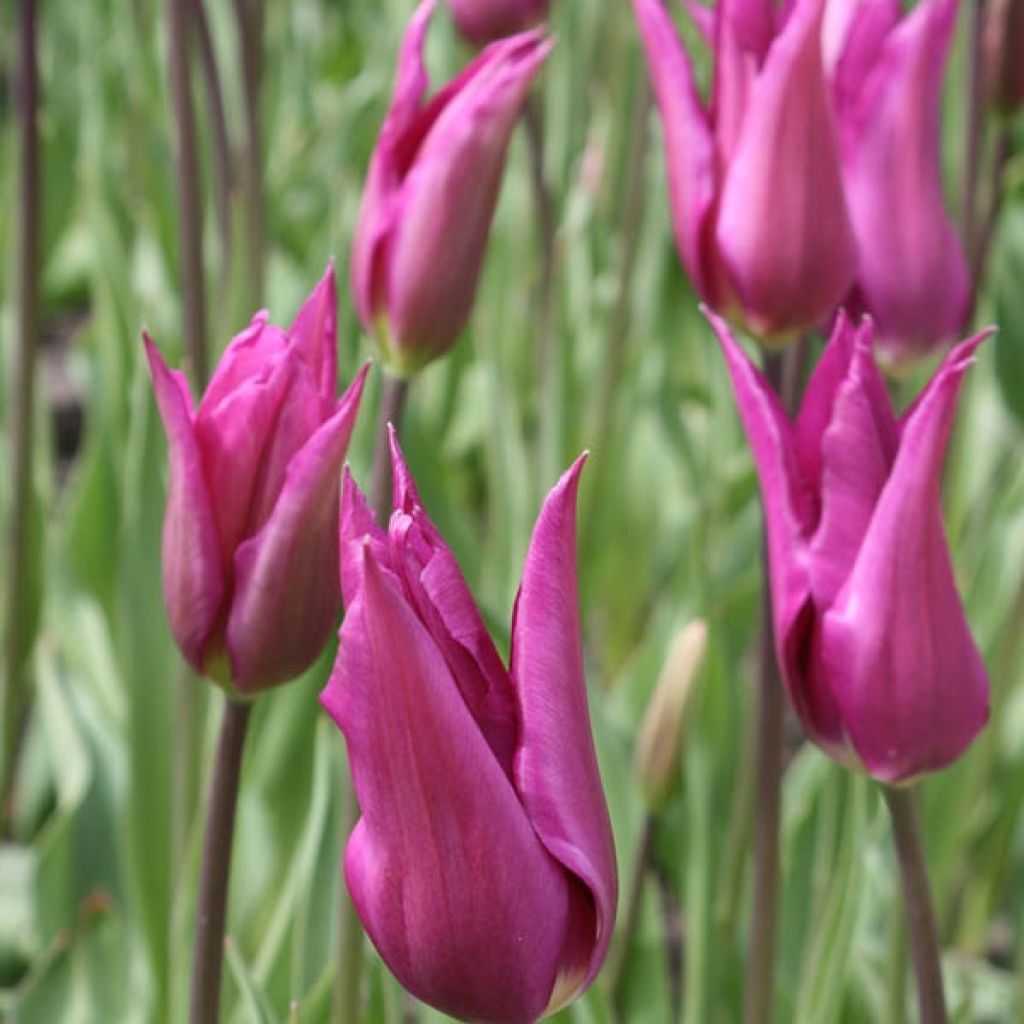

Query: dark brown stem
[369,374,410,527]
[190,698,252,1024]
[167,0,211,868]
[882,786,949,1024]
[191,0,235,283]
[166,0,209,387]
[233,0,264,309]
[744,347,803,1024]
[607,814,655,1019]
[2,0,41,838]
[523,92,560,485]
[962,0,987,257]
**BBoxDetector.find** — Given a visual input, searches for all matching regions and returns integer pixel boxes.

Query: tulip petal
[447,0,549,46]
[144,334,226,673]
[808,319,898,609]
[290,262,338,414]
[339,466,390,610]
[200,312,282,413]
[822,334,990,781]
[716,0,856,337]
[633,0,717,301]
[840,0,969,364]
[226,365,369,691]
[388,432,519,776]
[387,31,551,363]
[323,546,570,1024]
[194,331,296,568]
[510,454,618,1000]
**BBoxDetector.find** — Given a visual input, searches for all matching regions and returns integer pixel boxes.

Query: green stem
[882,786,949,1024]
[2,0,42,837]
[190,698,252,1024]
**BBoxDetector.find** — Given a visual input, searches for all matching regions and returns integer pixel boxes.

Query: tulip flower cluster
[321,437,617,1023]
[708,309,990,782]
[635,0,969,365]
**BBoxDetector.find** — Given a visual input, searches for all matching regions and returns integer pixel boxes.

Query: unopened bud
[633,620,708,808]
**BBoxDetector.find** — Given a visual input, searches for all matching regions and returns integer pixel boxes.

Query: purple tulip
[350,0,552,375]
[321,435,617,1023]
[446,0,549,46]
[833,0,969,368]
[632,0,857,342]
[144,266,368,695]
[707,308,990,782]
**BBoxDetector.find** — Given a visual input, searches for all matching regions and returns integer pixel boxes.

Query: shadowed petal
[144,333,225,673]
[510,454,618,1003]
[822,334,990,781]
[226,365,369,691]
[323,547,570,1024]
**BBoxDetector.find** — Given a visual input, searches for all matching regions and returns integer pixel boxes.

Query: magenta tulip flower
[632,0,857,342]
[321,435,617,1023]
[351,0,552,375]
[833,0,969,368]
[707,308,990,782]
[446,0,549,46]
[144,266,368,694]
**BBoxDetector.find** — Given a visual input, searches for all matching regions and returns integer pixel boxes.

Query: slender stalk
[961,0,987,258]
[167,0,209,386]
[191,0,235,284]
[523,92,559,489]
[744,347,803,1024]
[333,371,410,1024]
[1,0,42,837]
[607,814,656,1019]
[233,0,265,309]
[369,374,411,524]
[166,0,211,865]
[882,786,949,1024]
[190,698,252,1024]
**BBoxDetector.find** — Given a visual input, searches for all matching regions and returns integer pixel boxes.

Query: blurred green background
[1,1,1024,1021]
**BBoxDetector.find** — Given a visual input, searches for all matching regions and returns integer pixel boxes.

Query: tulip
[984,0,1024,113]
[707,308,990,782]
[144,266,368,694]
[350,0,552,375]
[832,0,969,368]
[321,435,617,1023]
[631,0,856,342]
[446,0,549,46]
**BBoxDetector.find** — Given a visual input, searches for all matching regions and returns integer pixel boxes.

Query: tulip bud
[321,435,617,1023]
[984,0,1024,113]
[145,266,368,695]
[707,308,991,783]
[445,0,549,46]
[633,620,708,809]
[632,0,857,343]
[833,0,969,369]
[350,0,552,376]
